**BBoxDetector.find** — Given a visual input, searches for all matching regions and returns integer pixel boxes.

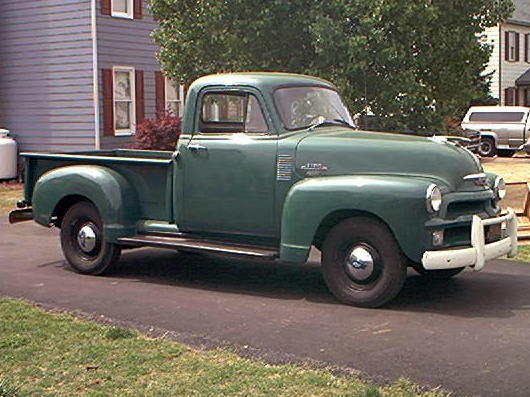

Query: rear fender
[32,165,140,241]
[280,175,434,263]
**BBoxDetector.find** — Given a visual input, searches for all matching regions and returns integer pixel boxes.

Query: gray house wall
[0,0,96,152]
[96,0,160,149]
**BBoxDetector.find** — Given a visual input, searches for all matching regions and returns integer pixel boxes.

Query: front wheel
[321,217,407,308]
[60,201,121,275]
[478,137,496,157]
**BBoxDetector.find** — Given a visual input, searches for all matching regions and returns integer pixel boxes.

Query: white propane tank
[0,129,18,180]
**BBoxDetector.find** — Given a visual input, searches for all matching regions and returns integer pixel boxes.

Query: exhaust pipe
[9,208,33,224]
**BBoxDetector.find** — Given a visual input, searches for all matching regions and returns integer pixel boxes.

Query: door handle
[187,144,208,152]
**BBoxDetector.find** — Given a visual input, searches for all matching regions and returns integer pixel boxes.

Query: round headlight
[494,176,506,201]
[426,184,442,213]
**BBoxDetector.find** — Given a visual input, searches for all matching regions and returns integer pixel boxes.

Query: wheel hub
[77,224,98,254]
[344,244,377,282]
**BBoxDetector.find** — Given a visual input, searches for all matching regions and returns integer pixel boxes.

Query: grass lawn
[0,299,451,397]
[511,245,530,263]
[0,183,22,214]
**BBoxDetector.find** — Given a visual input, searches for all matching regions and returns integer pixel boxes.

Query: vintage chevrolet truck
[10,73,518,308]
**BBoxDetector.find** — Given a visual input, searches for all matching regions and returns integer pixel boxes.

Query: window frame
[165,77,185,118]
[111,0,134,19]
[112,66,136,136]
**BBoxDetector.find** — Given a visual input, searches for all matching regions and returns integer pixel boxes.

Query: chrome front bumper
[422,209,518,271]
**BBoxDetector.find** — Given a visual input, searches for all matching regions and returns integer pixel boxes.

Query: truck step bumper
[9,208,33,224]
[422,208,518,271]
[118,234,279,259]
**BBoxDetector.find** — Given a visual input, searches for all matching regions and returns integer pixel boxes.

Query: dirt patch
[481,156,530,183]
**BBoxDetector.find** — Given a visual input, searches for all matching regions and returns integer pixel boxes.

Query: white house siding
[0,0,96,152]
[500,22,530,105]
[482,26,501,99]
[96,1,160,149]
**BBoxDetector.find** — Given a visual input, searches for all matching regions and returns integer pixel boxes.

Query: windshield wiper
[307,118,356,131]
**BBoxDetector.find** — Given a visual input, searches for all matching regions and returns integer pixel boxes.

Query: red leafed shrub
[130,112,182,151]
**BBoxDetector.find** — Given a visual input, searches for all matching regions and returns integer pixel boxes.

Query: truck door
[178,88,278,238]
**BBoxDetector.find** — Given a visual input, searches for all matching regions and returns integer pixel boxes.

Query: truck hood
[294,128,484,191]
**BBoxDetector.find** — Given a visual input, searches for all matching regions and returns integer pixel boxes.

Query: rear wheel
[477,137,496,157]
[321,217,407,308]
[60,201,121,275]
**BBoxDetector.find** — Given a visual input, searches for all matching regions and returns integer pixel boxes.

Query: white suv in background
[462,106,530,157]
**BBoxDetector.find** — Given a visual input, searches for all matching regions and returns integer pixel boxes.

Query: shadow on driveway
[83,247,530,320]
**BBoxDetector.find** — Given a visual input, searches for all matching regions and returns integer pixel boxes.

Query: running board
[117,234,279,259]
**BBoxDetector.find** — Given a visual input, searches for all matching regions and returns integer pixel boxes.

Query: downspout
[91,0,101,150]
[498,24,502,102]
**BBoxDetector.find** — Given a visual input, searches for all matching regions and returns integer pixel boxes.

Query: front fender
[479,131,499,144]
[280,175,435,263]
[32,165,140,241]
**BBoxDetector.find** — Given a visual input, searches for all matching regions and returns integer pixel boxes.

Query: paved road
[2,218,530,397]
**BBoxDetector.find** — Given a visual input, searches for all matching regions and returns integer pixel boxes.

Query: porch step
[118,234,279,259]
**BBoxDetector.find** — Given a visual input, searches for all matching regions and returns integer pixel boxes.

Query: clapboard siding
[0,0,96,153]
[97,0,160,149]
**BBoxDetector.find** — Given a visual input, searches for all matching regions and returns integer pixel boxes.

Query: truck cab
[11,73,518,308]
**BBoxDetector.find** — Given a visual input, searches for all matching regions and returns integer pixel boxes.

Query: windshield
[274,86,354,130]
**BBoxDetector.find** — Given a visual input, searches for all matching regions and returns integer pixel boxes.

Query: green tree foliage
[151,0,513,131]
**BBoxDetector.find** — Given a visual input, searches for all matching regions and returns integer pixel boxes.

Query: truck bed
[23,149,175,222]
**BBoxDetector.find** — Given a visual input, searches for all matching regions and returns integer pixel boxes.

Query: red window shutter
[515,33,521,62]
[515,88,520,106]
[102,69,115,136]
[155,71,166,115]
[526,34,529,63]
[134,0,143,19]
[135,70,145,125]
[101,0,111,15]
[505,31,510,61]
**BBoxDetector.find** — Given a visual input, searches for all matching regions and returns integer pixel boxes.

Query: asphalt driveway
[2,217,530,397]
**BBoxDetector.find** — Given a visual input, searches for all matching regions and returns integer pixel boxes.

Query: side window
[200,92,268,134]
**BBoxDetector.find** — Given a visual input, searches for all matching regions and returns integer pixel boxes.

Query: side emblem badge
[300,163,328,176]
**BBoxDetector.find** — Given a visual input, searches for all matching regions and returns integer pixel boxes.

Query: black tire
[410,262,465,279]
[497,149,515,158]
[478,137,496,157]
[60,201,121,275]
[321,217,407,308]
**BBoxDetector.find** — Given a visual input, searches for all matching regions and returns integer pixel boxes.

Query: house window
[525,88,530,107]
[113,67,136,135]
[112,0,133,19]
[165,78,185,118]
[507,31,518,62]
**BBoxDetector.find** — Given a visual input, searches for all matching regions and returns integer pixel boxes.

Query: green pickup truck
[10,73,518,308]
